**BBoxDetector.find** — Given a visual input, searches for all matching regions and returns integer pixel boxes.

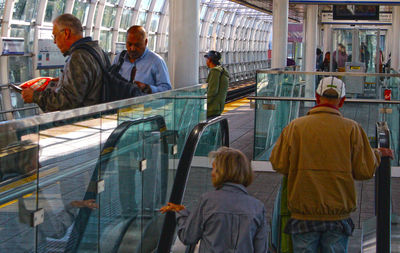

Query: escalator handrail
[375,121,391,253]
[66,115,167,253]
[156,116,229,253]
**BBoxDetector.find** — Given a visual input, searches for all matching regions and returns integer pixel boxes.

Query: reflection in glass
[200,6,207,20]
[0,0,5,19]
[72,1,89,23]
[149,14,160,32]
[124,0,137,8]
[118,32,126,42]
[10,24,29,38]
[44,0,65,22]
[12,0,38,21]
[137,11,147,26]
[153,0,164,12]
[8,56,33,83]
[102,6,116,28]
[100,31,112,52]
[208,25,213,36]
[148,34,156,51]
[120,9,133,30]
[139,0,151,10]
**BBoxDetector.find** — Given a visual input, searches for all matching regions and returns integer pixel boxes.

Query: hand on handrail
[70,199,98,209]
[159,202,185,213]
[378,148,394,159]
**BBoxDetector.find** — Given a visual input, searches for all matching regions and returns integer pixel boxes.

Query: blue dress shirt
[112,48,171,93]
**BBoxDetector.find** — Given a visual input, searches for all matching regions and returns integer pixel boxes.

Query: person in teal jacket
[204,51,229,118]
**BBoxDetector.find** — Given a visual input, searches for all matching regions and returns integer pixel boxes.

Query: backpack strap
[115,50,127,72]
[73,43,108,74]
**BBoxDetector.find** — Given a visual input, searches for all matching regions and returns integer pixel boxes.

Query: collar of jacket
[308,105,342,117]
[64,36,93,57]
[219,182,248,195]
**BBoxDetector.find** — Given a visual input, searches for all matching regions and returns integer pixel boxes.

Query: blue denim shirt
[112,48,171,93]
[176,183,268,253]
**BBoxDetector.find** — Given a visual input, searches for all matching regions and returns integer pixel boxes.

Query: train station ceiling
[230,0,305,22]
[229,0,394,22]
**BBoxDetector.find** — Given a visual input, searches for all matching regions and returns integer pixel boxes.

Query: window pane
[12,0,39,21]
[72,1,90,23]
[10,24,34,52]
[149,13,159,32]
[200,6,207,20]
[0,0,5,19]
[99,30,112,51]
[124,0,136,8]
[148,34,156,51]
[216,24,220,34]
[210,10,217,22]
[44,0,66,22]
[39,68,61,77]
[107,0,118,4]
[139,0,151,10]
[9,56,33,83]
[10,24,27,38]
[136,11,147,26]
[120,9,133,30]
[217,11,224,23]
[118,32,126,42]
[153,0,164,12]
[102,6,116,27]
[207,24,213,36]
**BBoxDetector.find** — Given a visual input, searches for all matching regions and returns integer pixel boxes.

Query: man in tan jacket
[270,77,392,253]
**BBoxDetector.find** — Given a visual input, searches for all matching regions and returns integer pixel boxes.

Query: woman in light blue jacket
[161,147,268,253]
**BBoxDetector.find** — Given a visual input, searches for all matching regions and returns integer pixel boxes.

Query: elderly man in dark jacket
[22,14,108,112]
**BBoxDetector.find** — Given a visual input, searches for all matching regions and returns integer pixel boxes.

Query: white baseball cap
[316,77,346,98]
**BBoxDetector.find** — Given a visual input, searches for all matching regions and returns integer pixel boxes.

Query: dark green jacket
[207,65,229,117]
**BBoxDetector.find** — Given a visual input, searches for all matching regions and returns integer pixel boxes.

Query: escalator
[68,115,229,252]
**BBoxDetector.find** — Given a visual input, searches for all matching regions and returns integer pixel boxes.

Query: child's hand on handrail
[160,202,185,213]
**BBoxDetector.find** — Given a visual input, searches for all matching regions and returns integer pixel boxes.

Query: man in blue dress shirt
[112,25,171,94]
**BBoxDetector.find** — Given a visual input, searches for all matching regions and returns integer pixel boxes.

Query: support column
[0,0,16,120]
[271,0,288,69]
[323,24,332,54]
[305,5,318,98]
[392,6,400,70]
[168,0,199,88]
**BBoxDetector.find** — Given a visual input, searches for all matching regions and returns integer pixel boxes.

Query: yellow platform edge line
[222,97,250,114]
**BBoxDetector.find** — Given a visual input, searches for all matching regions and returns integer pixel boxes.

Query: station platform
[223,97,400,253]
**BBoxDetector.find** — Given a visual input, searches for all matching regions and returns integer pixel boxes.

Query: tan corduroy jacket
[270,105,381,221]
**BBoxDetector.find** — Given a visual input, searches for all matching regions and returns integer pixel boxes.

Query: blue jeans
[292,231,349,253]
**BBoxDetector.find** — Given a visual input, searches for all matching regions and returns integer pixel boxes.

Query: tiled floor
[224,100,400,253]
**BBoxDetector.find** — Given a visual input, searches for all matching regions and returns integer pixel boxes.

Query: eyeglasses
[52,29,65,42]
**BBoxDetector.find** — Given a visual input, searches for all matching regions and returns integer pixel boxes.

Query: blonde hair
[210,147,253,188]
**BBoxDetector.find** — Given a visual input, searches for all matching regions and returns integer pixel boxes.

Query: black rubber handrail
[375,121,391,253]
[156,116,229,253]
[66,115,167,253]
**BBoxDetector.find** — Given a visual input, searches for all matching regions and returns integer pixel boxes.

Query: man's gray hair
[53,14,83,36]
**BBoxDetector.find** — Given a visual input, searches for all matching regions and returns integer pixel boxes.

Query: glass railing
[157,116,229,253]
[253,70,400,166]
[0,84,207,252]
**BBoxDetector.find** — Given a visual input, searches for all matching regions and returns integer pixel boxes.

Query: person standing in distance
[204,51,229,118]
[270,77,393,252]
[22,14,108,112]
[112,26,171,94]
